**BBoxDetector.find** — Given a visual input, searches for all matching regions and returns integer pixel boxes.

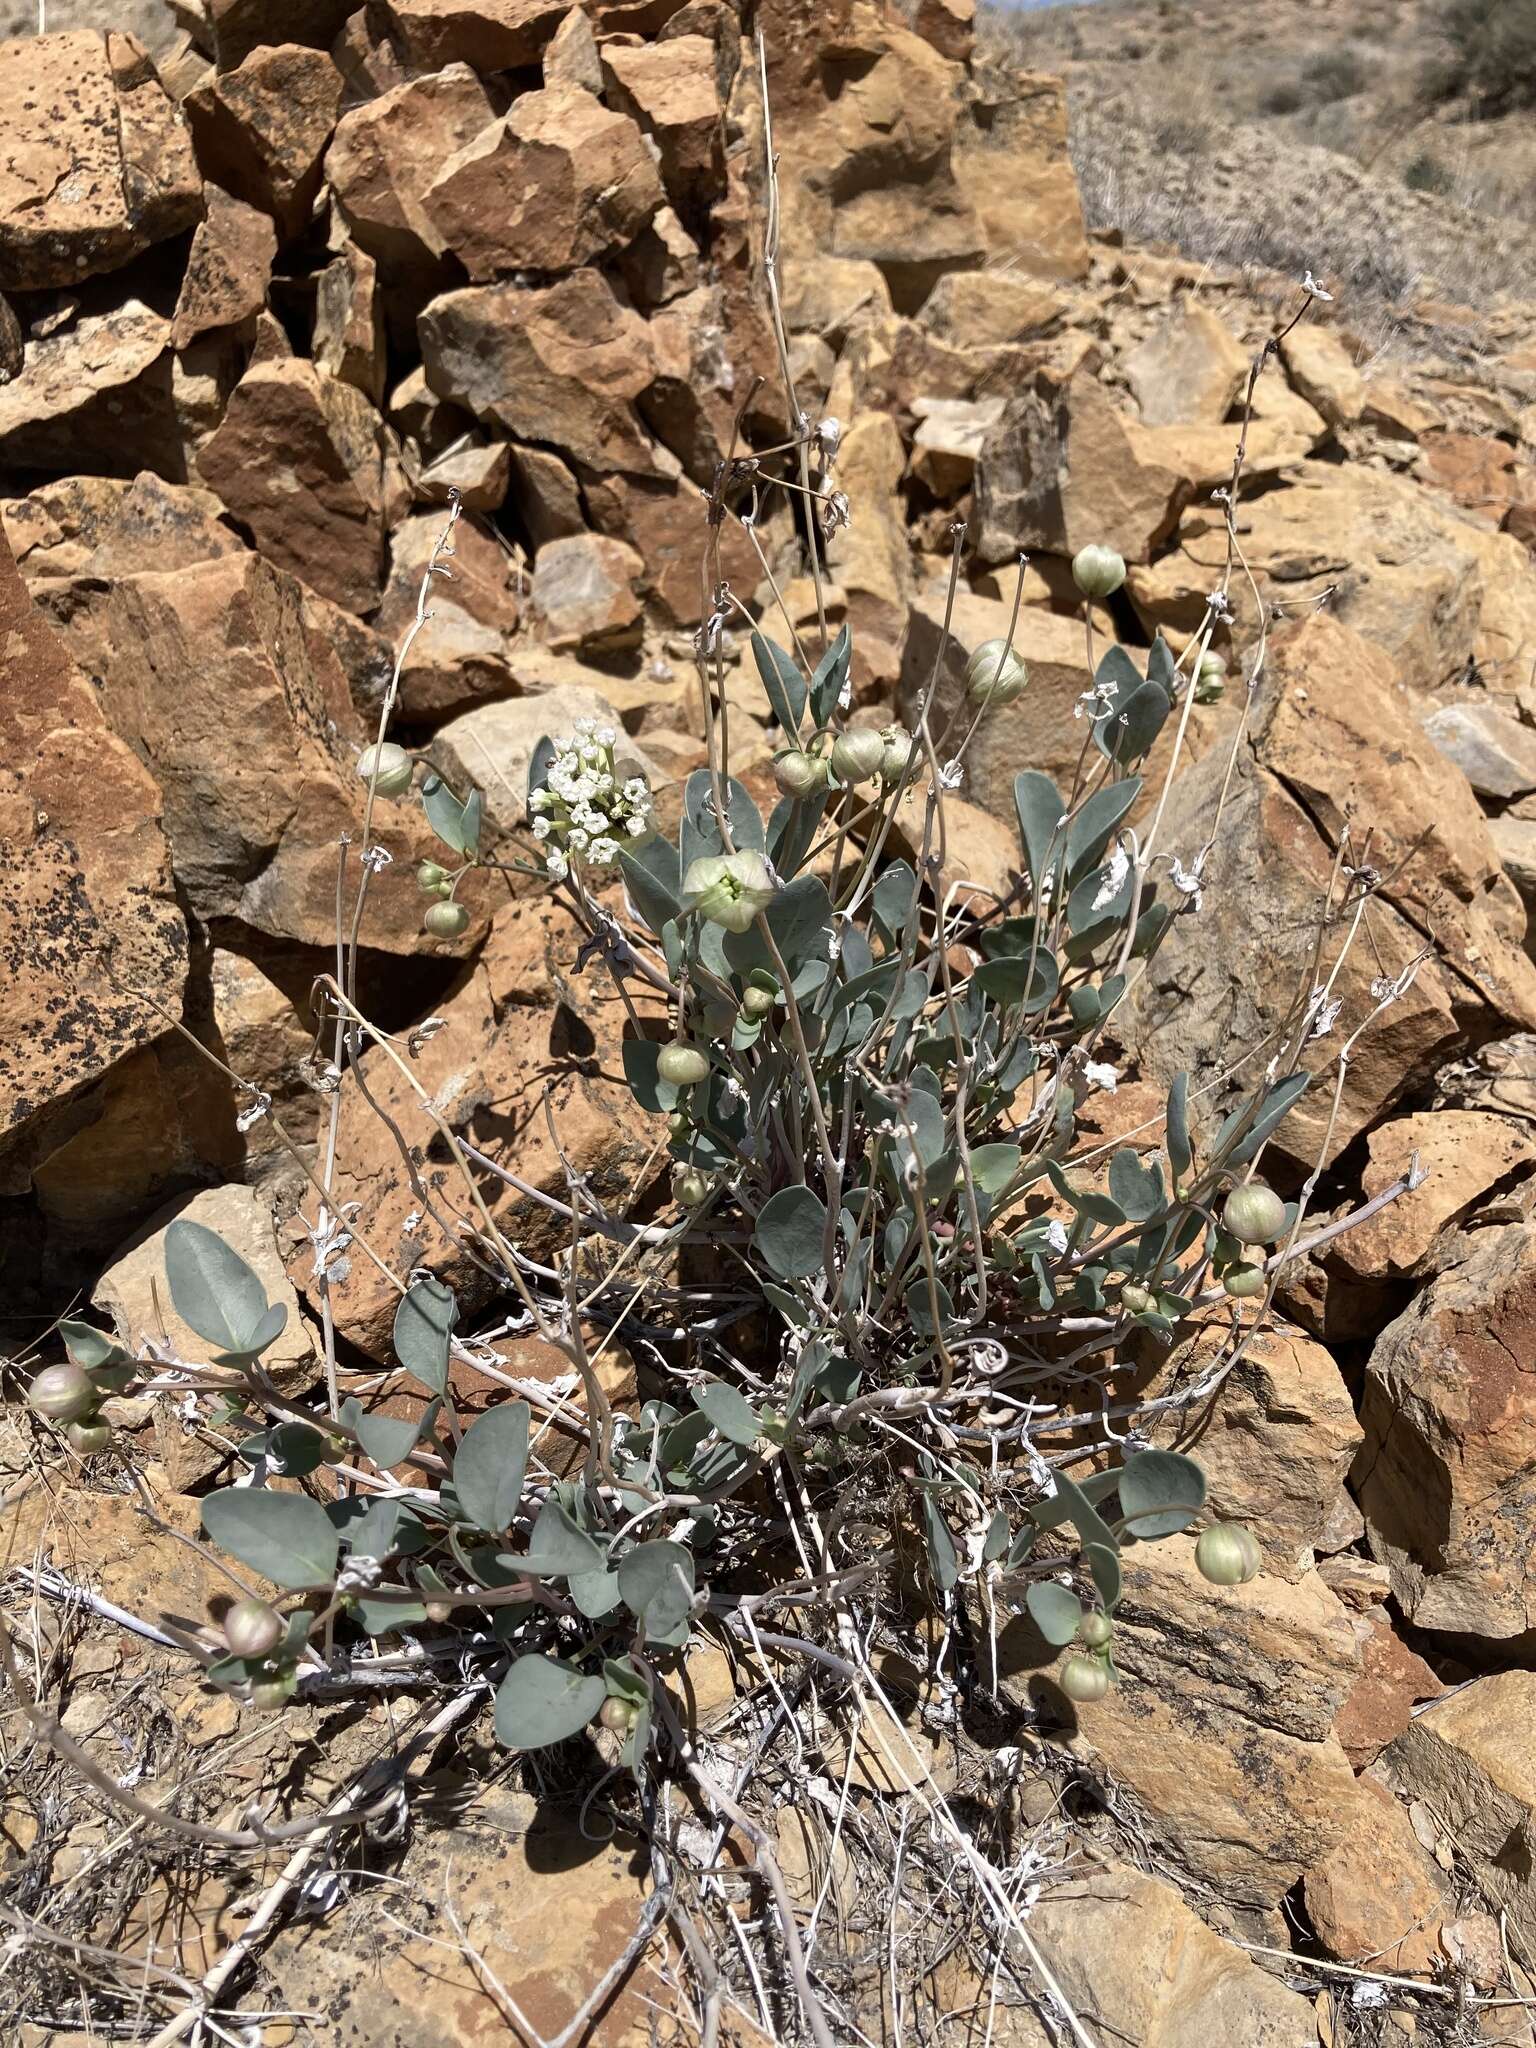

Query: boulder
[373,0,570,70]
[917,269,1066,349]
[1010,1534,1360,1907]
[419,271,670,480]
[1382,1671,1536,1957]
[0,301,179,480]
[202,0,354,67]
[373,510,520,720]
[31,550,455,953]
[543,4,603,92]
[325,65,495,278]
[0,32,201,290]
[186,44,344,240]
[602,34,725,206]
[1302,1775,1448,1975]
[0,530,186,1195]
[909,395,1006,498]
[4,473,242,582]
[1280,323,1364,427]
[1120,616,1536,1169]
[1422,700,1536,800]
[1355,1221,1536,1639]
[420,85,663,279]
[782,254,893,345]
[170,185,277,350]
[1124,302,1251,426]
[195,357,391,613]
[531,533,644,654]
[950,70,1088,284]
[638,284,741,485]
[509,444,586,546]
[1331,1608,1445,1769]
[430,687,655,839]
[579,468,759,627]
[1326,1109,1536,1283]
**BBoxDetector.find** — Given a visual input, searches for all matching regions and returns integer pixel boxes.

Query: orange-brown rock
[203,0,355,67]
[170,185,276,350]
[531,532,644,654]
[0,301,179,480]
[4,473,242,582]
[0,32,202,290]
[312,241,386,405]
[374,509,521,719]
[325,64,496,277]
[186,44,344,240]
[374,0,569,70]
[602,34,726,206]
[1332,1609,1445,1769]
[1303,1775,1448,1975]
[1329,1109,1536,1283]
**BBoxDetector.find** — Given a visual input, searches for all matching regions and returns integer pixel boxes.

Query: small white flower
[362,843,393,874]
[1169,852,1205,912]
[1082,1060,1119,1093]
[1091,844,1129,912]
[1302,270,1334,302]
[1045,1219,1069,1256]
[532,817,551,839]
[627,815,649,836]
[817,416,842,462]
[235,1092,272,1133]
[1305,984,1344,1040]
[939,759,964,790]
[1206,589,1235,623]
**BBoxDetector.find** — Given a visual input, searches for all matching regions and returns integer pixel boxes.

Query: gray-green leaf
[201,1488,339,1590]
[754,1185,827,1280]
[493,1654,605,1749]
[164,1220,274,1356]
[453,1401,530,1534]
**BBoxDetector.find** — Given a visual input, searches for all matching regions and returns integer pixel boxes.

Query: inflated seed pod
[1071,544,1127,599]
[356,742,414,797]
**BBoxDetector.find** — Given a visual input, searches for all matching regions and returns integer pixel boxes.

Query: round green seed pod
[356,742,414,798]
[28,1362,98,1425]
[673,1167,711,1207]
[224,1598,284,1660]
[423,900,470,939]
[424,1600,455,1624]
[1223,1264,1267,1299]
[1196,649,1227,683]
[965,638,1028,706]
[658,1044,710,1087]
[599,1696,638,1733]
[417,860,448,892]
[772,750,829,800]
[249,1676,295,1711]
[1195,1523,1262,1587]
[63,1419,112,1454]
[1058,1652,1111,1703]
[1071,545,1127,600]
[879,726,916,782]
[1120,1282,1154,1316]
[830,729,887,786]
[741,985,776,1021]
[1222,1181,1287,1245]
[1079,1610,1114,1650]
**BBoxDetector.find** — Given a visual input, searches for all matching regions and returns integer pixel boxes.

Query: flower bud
[64,1420,112,1454]
[1071,545,1127,600]
[424,1600,455,1624]
[673,1167,711,1207]
[599,1696,638,1733]
[250,1675,296,1711]
[1195,1523,1262,1587]
[1223,1265,1267,1300]
[965,639,1028,706]
[423,900,469,939]
[224,1598,284,1659]
[357,742,414,798]
[1079,1610,1114,1649]
[741,985,776,1021]
[1058,1652,1111,1703]
[879,725,916,783]
[667,1109,692,1140]
[658,1044,710,1087]
[1120,1283,1154,1316]
[1196,649,1227,683]
[772,749,828,800]
[417,860,448,892]
[681,850,778,934]
[1221,1182,1286,1246]
[28,1363,98,1425]
[830,729,886,786]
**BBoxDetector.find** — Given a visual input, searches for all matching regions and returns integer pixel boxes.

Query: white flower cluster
[527,720,652,881]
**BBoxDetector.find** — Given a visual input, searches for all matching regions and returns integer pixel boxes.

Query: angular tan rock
[326,65,495,276]
[951,69,1089,283]
[1382,1671,1536,1956]
[421,85,662,279]
[0,301,178,479]
[1328,1110,1536,1283]
[1422,700,1536,800]
[509,443,586,546]
[917,268,1066,348]
[580,469,760,627]
[638,284,741,485]
[374,509,519,719]
[0,529,186,1191]
[1303,1775,1448,1975]
[5,472,242,582]
[0,32,201,290]
[826,410,910,682]
[419,272,670,480]
[186,44,343,239]
[312,241,385,405]
[1332,1608,1445,1769]
[619,202,702,308]
[1281,324,1364,427]
[1125,302,1250,426]
[782,253,892,344]
[170,185,276,349]
[909,395,1006,498]
[375,0,570,69]
[409,437,510,516]
[532,533,644,654]
[602,35,724,205]
[204,0,354,67]
[1355,1221,1536,1639]
[1122,616,1536,1168]
[195,357,388,612]
[208,947,315,1159]
[543,4,603,91]
[31,551,449,952]
[1012,1535,1361,1906]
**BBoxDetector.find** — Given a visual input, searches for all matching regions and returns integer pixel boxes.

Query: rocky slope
[8,1,1536,2043]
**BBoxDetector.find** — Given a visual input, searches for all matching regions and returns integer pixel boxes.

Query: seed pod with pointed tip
[1195,1523,1262,1586]
[878,725,916,782]
[740,985,776,1021]
[599,1696,638,1733]
[224,1598,284,1660]
[965,638,1028,706]
[772,749,829,800]
[1120,1282,1154,1316]
[417,860,448,892]
[658,1044,710,1087]
[64,1420,112,1454]
[1072,544,1127,599]
[423,900,469,939]
[1222,1181,1286,1245]
[28,1363,98,1425]
[357,742,414,797]
[250,1676,296,1711]
[1058,1652,1111,1702]
[673,1167,711,1207]
[1223,1264,1267,1299]
[1079,1610,1114,1649]
[830,729,886,786]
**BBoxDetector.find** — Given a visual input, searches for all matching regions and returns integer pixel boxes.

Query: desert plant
[1426,0,1536,114]
[1300,48,1366,104]
[1404,148,1454,195]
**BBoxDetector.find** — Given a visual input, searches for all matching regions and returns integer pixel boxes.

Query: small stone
[171,185,277,349]
[1422,700,1536,800]
[531,533,644,653]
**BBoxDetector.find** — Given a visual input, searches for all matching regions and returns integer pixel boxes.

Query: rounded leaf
[453,1401,530,1534]
[164,1220,272,1355]
[1117,1449,1206,1539]
[1026,1581,1084,1646]
[201,1488,340,1590]
[753,1186,827,1280]
[493,1654,605,1749]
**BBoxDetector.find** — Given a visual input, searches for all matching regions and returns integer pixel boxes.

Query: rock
[419,271,670,480]
[0,528,186,1197]
[909,395,1006,498]
[579,468,759,628]
[374,509,519,719]
[1121,615,1536,1169]
[325,64,495,278]
[1491,811,1536,904]
[917,268,1066,348]
[5,473,242,581]
[1281,324,1364,427]
[509,443,586,545]
[618,202,702,308]
[1383,1671,1536,1956]
[1131,1314,1362,1580]
[543,3,602,92]
[94,1183,316,1383]
[1327,1109,1536,1282]
[532,533,644,654]
[950,69,1089,283]
[1303,1775,1448,1975]
[5,1486,231,1631]
[170,185,276,349]
[32,550,450,952]
[297,894,663,1358]
[602,34,724,206]
[195,357,389,612]
[408,437,510,515]
[974,367,1190,566]
[914,0,973,62]
[0,32,202,290]
[0,289,21,383]
[186,44,343,240]
[864,785,1021,906]
[203,0,354,66]
[825,410,911,682]
[1125,302,1251,426]
[638,284,741,485]
[1010,1535,1360,1906]
[208,947,315,1160]
[0,300,179,480]
[430,689,654,840]
[1355,1221,1536,1639]
[312,241,385,405]
[782,253,892,344]
[1423,700,1536,800]
[1423,431,1523,527]
[1332,1610,1445,1770]
[421,85,662,279]
[373,0,569,69]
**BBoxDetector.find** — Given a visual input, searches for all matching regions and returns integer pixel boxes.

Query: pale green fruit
[878,725,916,782]
[599,1696,639,1733]
[224,1598,284,1659]
[357,742,414,797]
[1079,1610,1114,1649]
[63,1420,112,1454]
[673,1167,711,1206]
[1120,1282,1154,1316]
[830,729,886,785]
[423,900,469,939]
[250,1676,296,1711]
[657,1044,710,1087]
[1222,1181,1286,1245]
[417,860,448,892]
[681,850,778,933]
[1071,544,1127,599]
[1059,1652,1111,1702]
[1223,1264,1267,1299]
[965,638,1028,705]
[741,985,776,1021]
[1195,1523,1262,1586]
[1196,649,1227,682]
[28,1363,97,1424]
[772,749,828,799]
